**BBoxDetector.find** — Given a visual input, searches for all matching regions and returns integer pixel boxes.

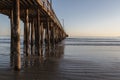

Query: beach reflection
[8,43,65,80]
[10,44,64,80]
[22,44,64,68]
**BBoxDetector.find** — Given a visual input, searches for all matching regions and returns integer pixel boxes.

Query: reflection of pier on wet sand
[0,0,68,70]
[0,43,65,80]
[22,44,65,69]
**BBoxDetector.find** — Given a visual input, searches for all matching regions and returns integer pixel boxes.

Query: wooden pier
[0,0,68,70]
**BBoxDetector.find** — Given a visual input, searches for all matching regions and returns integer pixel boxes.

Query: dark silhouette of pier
[0,0,68,70]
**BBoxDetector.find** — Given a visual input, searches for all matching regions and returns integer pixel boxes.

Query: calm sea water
[0,36,120,80]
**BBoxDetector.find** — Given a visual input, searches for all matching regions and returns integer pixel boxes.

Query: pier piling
[12,0,21,70]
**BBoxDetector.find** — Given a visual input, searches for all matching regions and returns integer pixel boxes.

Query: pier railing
[37,0,64,31]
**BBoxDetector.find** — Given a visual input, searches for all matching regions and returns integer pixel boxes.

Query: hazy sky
[52,0,120,37]
[0,0,120,37]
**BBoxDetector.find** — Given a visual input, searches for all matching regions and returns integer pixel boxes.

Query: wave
[0,40,23,45]
[0,37,23,44]
[65,43,120,46]
[1,37,120,46]
[65,37,120,46]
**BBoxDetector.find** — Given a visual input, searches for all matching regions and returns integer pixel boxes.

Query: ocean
[0,36,120,80]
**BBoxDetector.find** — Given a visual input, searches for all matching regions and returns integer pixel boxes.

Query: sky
[1,0,120,37]
[52,0,120,37]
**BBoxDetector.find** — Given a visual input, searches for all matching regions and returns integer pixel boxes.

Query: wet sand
[0,38,120,80]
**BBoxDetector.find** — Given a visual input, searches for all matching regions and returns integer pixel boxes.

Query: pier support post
[31,19,35,55]
[54,26,57,44]
[45,18,50,47]
[56,28,59,43]
[59,30,61,41]
[40,23,44,48]
[53,25,55,45]
[13,0,21,70]
[35,9,40,56]
[24,9,30,56]
[50,22,55,46]
[40,22,44,56]
[23,21,26,55]
[45,26,47,45]
[58,29,60,42]
[10,9,14,67]
[47,19,50,47]
[37,9,40,56]
[55,27,58,43]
